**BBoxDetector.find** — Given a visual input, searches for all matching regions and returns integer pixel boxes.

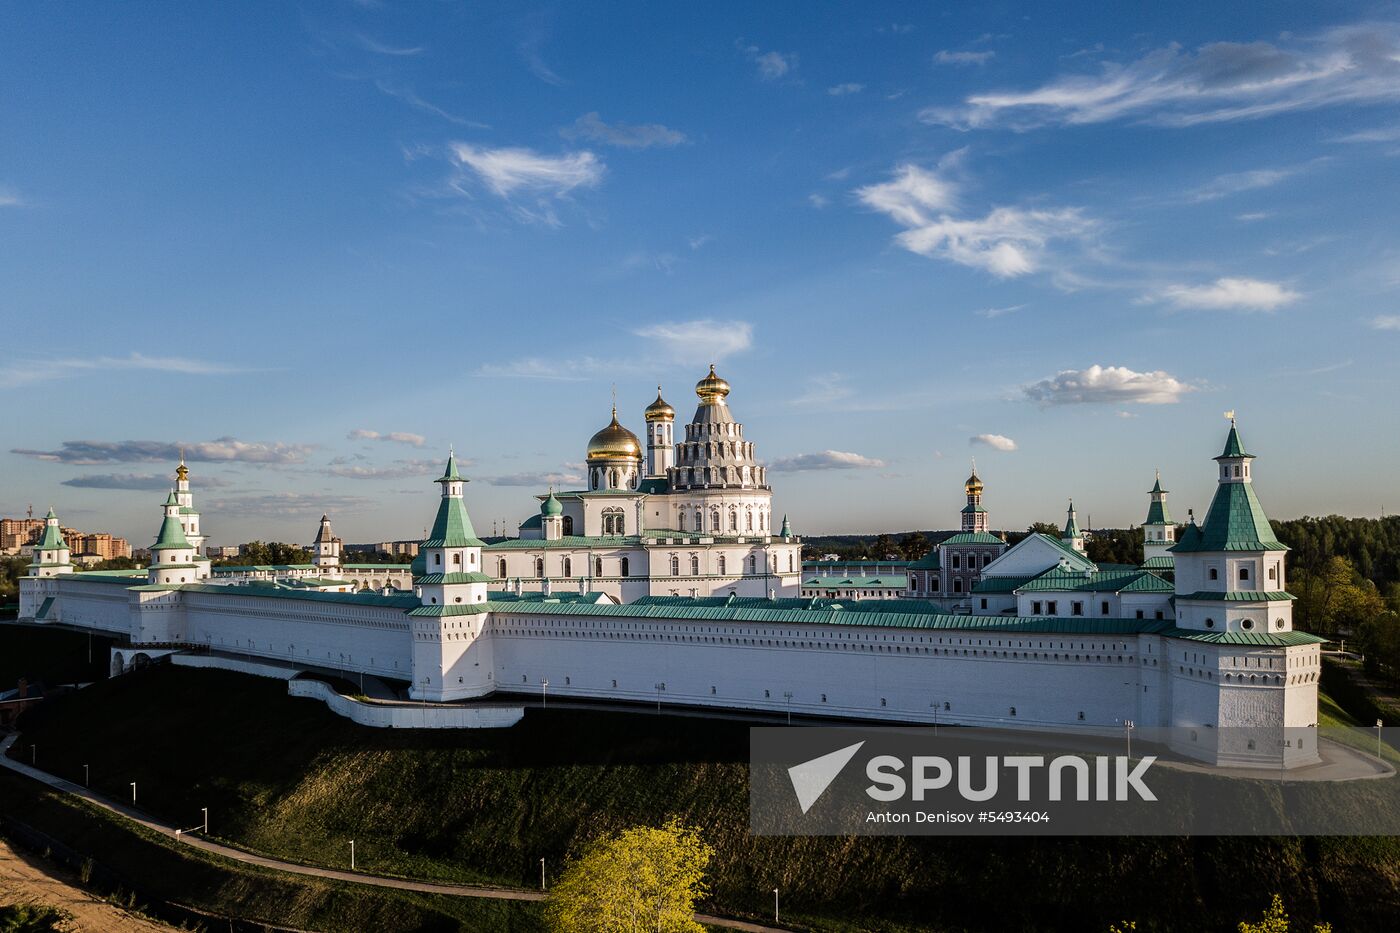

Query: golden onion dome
[695,364,730,403]
[176,461,189,482]
[965,470,983,494]
[587,408,643,461]
[644,386,675,422]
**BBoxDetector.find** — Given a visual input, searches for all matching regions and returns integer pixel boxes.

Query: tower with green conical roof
[148,487,211,585]
[1061,500,1085,554]
[408,449,495,702]
[172,455,205,554]
[28,508,73,578]
[1142,471,1175,569]
[540,487,564,541]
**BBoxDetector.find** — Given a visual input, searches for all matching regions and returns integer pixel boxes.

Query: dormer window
[1209,568,1218,580]
[1239,567,1250,581]
[434,554,441,566]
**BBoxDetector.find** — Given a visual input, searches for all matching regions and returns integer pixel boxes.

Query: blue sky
[3,1,1400,546]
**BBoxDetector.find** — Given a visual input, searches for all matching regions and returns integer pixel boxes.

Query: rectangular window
[1239,567,1250,581]
[980,599,988,610]
[1101,601,1109,615]
[1032,601,1042,615]
[1072,601,1083,616]
[1136,610,1145,620]
[953,579,963,593]
[1047,601,1057,615]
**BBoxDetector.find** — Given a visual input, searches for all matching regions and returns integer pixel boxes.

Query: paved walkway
[0,735,787,932]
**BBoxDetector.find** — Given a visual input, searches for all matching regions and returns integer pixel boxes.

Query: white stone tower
[28,508,73,577]
[960,463,989,533]
[409,450,494,701]
[540,488,564,541]
[644,386,676,477]
[1170,421,1291,634]
[312,514,342,572]
[1062,500,1085,553]
[148,490,211,585]
[173,455,205,554]
[1143,472,1175,568]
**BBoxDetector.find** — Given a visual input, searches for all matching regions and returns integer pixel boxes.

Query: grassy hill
[7,663,1400,932]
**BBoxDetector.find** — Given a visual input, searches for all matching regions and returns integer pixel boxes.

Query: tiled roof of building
[1170,481,1287,553]
[940,531,1005,546]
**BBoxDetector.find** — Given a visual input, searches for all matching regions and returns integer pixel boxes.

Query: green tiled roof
[1158,626,1323,647]
[541,490,563,516]
[342,563,411,570]
[801,577,907,589]
[36,520,67,551]
[909,552,941,569]
[416,572,495,585]
[178,506,198,515]
[1176,590,1295,602]
[1016,568,1172,594]
[518,514,543,530]
[488,534,634,550]
[638,477,670,495]
[423,492,485,548]
[1141,555,1175,569]
[941,532,1005,546]
[163,490,179,506]
[170,583,420,609]
[1217,425,1251,459]
[437,451,464,483]
[1170,481,1287,553]
[803,560,912,568]
[1145,499,1171,526]
[960,504,988,514]
[972,574,1042,594]
[407,603,491,617]
[151,514,191,550]
[76,570,147,583]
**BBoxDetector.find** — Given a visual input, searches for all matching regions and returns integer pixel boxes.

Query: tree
[1237,893,1331,933]
[546,819,713,933]
[1027,522,1059,538]
[871,534,897,560]
[1292,555,1385,636]
[898,533,930,560]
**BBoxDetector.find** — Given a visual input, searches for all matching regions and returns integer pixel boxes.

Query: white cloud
[449,144,603,199]
[768,450,886,472]
[1022,365,1196,406]
[329,459,440,480]
[923,23,1400,130]
[353,32,423,56]
[739,42,797,80]
[62,472,232,491]
[935,50,995,66]
[1372,314,1400,331]
[1333,124,1400,143]
[1235,211,1272,222]
[561,112,687,148]
[482,471,584,487]
[0,352,249,389]
[348,429,427,447]
[1154,277,1300,311]
[970,434,1017,451]
[633,319,753,363]
[1189,166,1300,202]
[0,188,19,208]
[791,373,854,407]
[373,80,485,127]
[13,437,315,465]
[808,193,829,208]
[975,303,1026,319]
[207,492,373,517]
[687,234,713,250]
[827,83,865,95]
[856,163,1094,277]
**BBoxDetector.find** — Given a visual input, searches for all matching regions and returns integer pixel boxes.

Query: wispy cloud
[1151,277,1300,311]
[206,492,372,517]
[481,470,583,487]
[1333,124,1400,144]
[935,50,995,66]
[561,112,687,148]
[738,41,797,80]
[1188,166,1303,202]
[447,143,604,225]
[633,319,753,363]
[923,23,1400,130]
[791,373,854,407]
[373,80,485,127]
[519,31,565,85]
[970,433,1017,451]
[1372,314,1400,331]
[808,193,829,208]
[0,187,20,208]
[352,32,423,56]
[0,352,250,389]
[768,450,886,472]
[975,304,1026,319]
[827,82,865,96]
[12,437,315,465]
[348,429,426,447]
[329,458,441,480]
[61,472,233,491]
[1023,365,1195,406]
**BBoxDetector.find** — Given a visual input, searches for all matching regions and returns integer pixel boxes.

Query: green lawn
[8,665,1400,932]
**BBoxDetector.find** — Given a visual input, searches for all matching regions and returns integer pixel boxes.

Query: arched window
[452,553,461,566]
[534,557,544,578]
[690,555,700,575]
[788,554,794,572]
[711,509,720,532]
[670,555,680,575]
[497,558,507,579]
[678,512,686,531]
[620,557,630,577]
[729,509,738,531]
[563,557,573,577]
[608,468,618,488]
[595,557,603,577]
[746,510,754,531]
[694,509,702,530]
[562,516,574,536]
[718,555,727,575]
[748,555,757,574]
[759,512,766,531]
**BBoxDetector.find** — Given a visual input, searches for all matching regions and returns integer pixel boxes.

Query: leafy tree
[872,534,897,560]
[897,532,930,560]
[1085,528,1143,567]
[1291,556,1385,636]
[1237,893,1331,933]
[85,556,141,571]
[211,541,312,567]
[1026,522,1060,538]
[546,818,713,933]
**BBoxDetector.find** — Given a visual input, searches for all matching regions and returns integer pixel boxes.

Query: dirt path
[0,838,174,932]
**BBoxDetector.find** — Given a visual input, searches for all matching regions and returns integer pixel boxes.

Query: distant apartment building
[207,545,241,559]
[1,518,45,552]
[376,540,420,557]
[75,533,131,561]
[3,517,128,560]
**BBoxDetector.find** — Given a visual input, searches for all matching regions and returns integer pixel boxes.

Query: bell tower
[644,386,676,477]
[961,463,989,533]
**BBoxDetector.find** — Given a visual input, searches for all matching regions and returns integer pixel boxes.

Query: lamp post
[130,782,137,805]
[350,840,355,871]
[930,700,939,735]
[540,857,546,891]
[82,764,88,787]
[541,680,549,710]
[1123,720,1135,760]
[783,691,794,725]
[1378,719,1385,760]
[202,807,208,835]
[654,682,665,713]
[773,888,779,923]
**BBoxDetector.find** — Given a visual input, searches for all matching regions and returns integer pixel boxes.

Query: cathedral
[17,364,1325,769]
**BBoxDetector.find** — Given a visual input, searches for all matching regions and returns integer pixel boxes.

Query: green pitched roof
[780,514,792,537]
[1216,424,1251,459]
[1141,555,1176,570]
[1170,481,1287,553]
[422,493,485,548]
[151,513,191,550]
[1176,590,1295,602]
[1063,503,1081,540]
[437,451,463,483]
[1016,568,1172,594]
[941,531,1005,546]
[36,519,67,551]
[1145,498,1171,526]
[1158,626,1323,647]
[972,573,1043,594]
[163,490,179,506]
[909,552,941,570]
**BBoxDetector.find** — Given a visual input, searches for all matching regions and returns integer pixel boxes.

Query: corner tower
[312,514,342,572]
[1143,472,1175,569]
[1062,500,1085,554]
[28,508,73,577]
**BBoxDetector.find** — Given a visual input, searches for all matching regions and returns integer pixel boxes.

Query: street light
[82,764,88,787]
[130,782,137,805]
[541,680,549,710]
[1378,719,1385,760]
[350,840,356,871]
[930,700,939,735]
[540,857,546,891]
[1123,720,1135,760]
[783,691,794,725]
[773,887,779,923]
[654,682,665,713]
[202,807,208,835]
